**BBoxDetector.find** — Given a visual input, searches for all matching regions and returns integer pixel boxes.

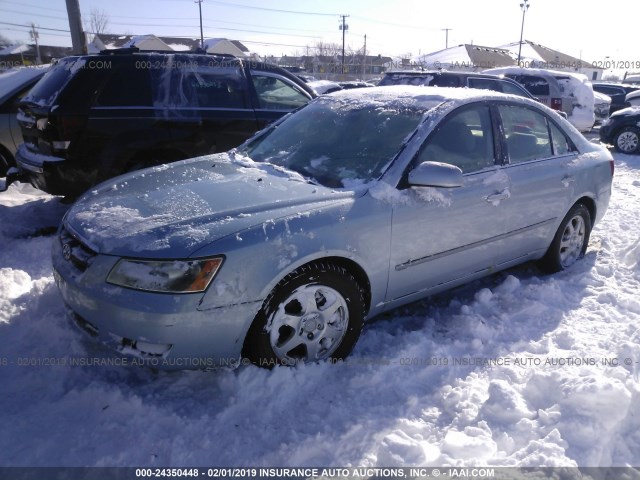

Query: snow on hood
[65,154,353,258]
[611,106,640,118]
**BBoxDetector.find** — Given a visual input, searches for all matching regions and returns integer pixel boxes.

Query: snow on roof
[414,44,516,70]
[166,43,192,52]
[0,44,30,56]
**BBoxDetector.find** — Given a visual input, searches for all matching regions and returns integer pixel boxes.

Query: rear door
[495,103,578,264]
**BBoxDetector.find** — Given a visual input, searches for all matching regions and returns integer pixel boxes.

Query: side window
[431,75,461,87]
[516,75,550,96]
[500,81,529,98]
[179,67,248,109]
[549,121,573,155]
[468,78,500,92]
[499,105,552,163]
[250,74,309,110]
[416,105,495,173]
[96,66,152,107]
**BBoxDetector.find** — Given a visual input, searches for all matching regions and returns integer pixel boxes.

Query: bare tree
[86,8,109,37]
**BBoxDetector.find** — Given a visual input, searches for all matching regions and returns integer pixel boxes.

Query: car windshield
[239,96,426,187]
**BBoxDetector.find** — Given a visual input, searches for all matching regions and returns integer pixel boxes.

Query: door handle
[485,189,510,203]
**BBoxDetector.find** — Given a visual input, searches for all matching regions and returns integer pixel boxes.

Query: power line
[163,0,340,16]
[0,21,70,33]
[0,8,68,21]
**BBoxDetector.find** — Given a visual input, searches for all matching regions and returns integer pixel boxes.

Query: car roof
[0,66,48,104]
[327,84,536,108]
[385,70,507,79]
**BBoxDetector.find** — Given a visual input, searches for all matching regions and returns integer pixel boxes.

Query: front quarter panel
[194,190,393,319]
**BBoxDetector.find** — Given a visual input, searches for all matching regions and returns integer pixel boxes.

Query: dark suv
[592,82,640,114]
[378,71,535,98]
[14,50,315,196]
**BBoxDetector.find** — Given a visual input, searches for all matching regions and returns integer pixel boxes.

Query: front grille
[59,226,97,272]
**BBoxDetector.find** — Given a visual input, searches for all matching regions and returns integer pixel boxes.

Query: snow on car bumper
[52,234,263,370]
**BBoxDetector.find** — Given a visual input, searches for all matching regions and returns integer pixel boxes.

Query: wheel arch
[574,195,596,225]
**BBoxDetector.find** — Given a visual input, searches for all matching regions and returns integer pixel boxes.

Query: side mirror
[408,161,463,188]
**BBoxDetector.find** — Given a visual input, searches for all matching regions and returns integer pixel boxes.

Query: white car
[484,67,596,132]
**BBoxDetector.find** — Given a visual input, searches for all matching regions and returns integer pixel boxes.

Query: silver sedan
[53,86,614,369]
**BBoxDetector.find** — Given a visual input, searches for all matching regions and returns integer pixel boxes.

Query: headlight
[107,257,224,293]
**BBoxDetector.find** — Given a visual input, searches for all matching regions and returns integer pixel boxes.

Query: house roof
[0,44,72,59]
[92,34,249,55]
[499,40,602,70]
[414,44,516,69]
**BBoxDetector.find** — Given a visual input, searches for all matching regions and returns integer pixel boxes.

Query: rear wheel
[614,127,640,154]
[539,204,591,273]
[243,262,365,367]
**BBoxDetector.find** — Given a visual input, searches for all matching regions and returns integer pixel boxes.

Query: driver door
[385,104,510,305]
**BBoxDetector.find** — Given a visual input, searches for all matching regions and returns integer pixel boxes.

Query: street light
[517,0,530,66]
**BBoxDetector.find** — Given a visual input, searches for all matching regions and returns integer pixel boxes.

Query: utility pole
[339,15,349,75]
[195,0,204,50]
[442,28,452,49]
[65,0,86,55]
[30,24,41,65]
[362,34,367,77]
[517,0,530,66]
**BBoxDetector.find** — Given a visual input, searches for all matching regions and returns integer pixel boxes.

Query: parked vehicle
[379,70,535,98]
[53,86,613,369]
[0,66,48,177]
[599,106,640,153]
[308,80,343,95]
[13,50,315,196]
[593,91,611,125]
[626,90,640,107]
[592,82,640,114]
[484,67,595,131]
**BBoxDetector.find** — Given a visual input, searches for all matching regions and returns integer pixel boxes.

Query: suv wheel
[614,127,640,154]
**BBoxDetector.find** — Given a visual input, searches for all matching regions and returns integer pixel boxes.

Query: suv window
[430,75,462,87]
[179,67,248,109]
[511,75,550,96]
[417,105,495,173]
[250,73,309,110]
[499,105,552,163]
[499,80,529,97]
[96,65,153,107]
[22,58,80,107]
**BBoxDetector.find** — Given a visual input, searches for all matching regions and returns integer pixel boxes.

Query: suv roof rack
[99,47,140,55]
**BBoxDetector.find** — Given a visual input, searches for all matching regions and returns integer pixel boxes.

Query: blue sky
[0,0,637,67]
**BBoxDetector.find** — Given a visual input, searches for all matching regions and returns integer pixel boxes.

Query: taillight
[551,98,563,110]
[610,159,615,177]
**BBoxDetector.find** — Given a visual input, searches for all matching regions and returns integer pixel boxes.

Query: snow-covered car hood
[64,153,355,258]
[610,106,640,118]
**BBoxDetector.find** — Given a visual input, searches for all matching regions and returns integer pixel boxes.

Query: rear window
[22,57,85,107]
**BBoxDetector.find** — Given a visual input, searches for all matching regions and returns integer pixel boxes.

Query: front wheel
[539,204,591,273]
[614,127,640,154]
[243,262,366,367]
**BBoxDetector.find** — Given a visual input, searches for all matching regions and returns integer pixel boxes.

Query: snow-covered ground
[1,146,639,468]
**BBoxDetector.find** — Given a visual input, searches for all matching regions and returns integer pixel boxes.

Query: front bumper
[52,230,263,370]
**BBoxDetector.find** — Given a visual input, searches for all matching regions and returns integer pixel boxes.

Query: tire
[539,204,591,273]
[243,262,366,368]
[613,127,640,154]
